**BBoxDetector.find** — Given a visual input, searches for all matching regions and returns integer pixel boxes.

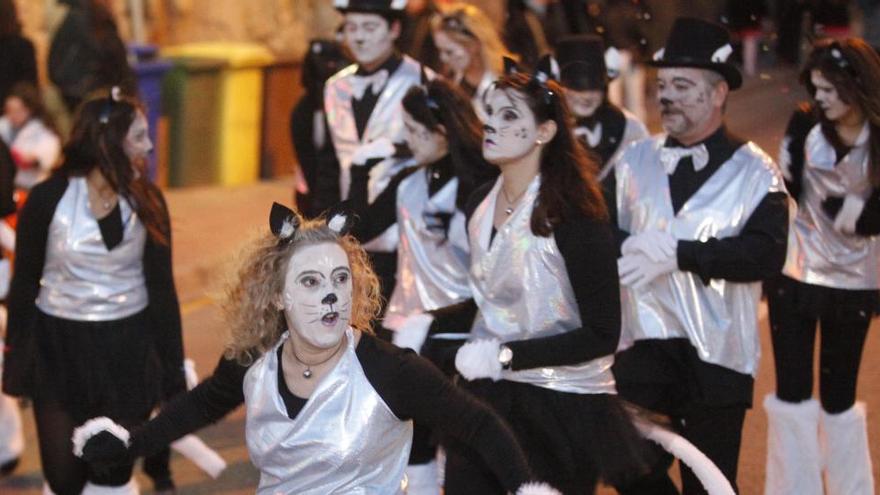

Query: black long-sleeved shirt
[430,181,621,372]
[617,126,790,284]
[781,103,880,236]
[126,333,533,493]
[2,173,185,399]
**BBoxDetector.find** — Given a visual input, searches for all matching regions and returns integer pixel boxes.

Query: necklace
[500,185,528,215]
[87,181,116,212]
[289,336,346,379]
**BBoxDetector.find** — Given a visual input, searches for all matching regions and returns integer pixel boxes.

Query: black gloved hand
[81,430,133,471]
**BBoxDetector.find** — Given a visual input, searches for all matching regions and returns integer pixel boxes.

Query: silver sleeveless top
[243,329,412,495]
[615,137,787,376]
[384,169,471,330]
[36,177,148,321]
[783,124,880,289]
[468,176,617,394]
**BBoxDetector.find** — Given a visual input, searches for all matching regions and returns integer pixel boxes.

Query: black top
[352,53,403,140]
[429,181,621,372]
[0,139,16,219]
[96,203,124,250]
[781,103,880,236]
[0,34,37,104]
[617,126,790,285]
[2,174,185,399]
[127,333,533,492]
[575,101,628,166]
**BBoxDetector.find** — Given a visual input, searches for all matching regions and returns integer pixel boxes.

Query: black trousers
[766,275,876,413]
[613,340,751,495]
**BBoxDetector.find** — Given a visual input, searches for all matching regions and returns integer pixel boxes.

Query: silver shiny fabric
[783,124,880,289]
[384,170,471,330]
[36,177,148,321]
[468,176,617,394]
[615,137,787,376]
[597,110,649,181]
[324,56,425,202]
[244,329,412,495]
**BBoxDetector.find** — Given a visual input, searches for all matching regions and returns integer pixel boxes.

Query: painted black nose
[322,293,338,305]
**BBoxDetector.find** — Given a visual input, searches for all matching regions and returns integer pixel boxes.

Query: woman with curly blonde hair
[71,203,562,495]
[431,2,515,116]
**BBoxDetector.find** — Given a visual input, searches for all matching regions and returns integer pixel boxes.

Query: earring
[536,139,543,145]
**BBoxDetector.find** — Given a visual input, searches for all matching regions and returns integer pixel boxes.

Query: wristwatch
[498,345,513,370]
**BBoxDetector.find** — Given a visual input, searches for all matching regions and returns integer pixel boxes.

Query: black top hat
[649,17,742,90]
[556,35,618,91]
[334,0,407,14]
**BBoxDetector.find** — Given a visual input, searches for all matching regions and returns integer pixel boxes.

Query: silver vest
[615,137,786,376]
[384,170,471,330]
[783,124,880,289]
[36,177,148,321]
[468,176,617,394]
[324,57,426,253]
[597,110,650,181]
[244,329,412,495]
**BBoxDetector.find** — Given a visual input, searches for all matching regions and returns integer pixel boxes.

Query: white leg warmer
[403,460,441,495]
[763,395,823,495]
[821,402,875,495]
[81,479,139,495]
[0,392,24,465]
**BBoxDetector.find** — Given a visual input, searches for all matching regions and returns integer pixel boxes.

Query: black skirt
[451,379,655,491]
[31,308,163,422]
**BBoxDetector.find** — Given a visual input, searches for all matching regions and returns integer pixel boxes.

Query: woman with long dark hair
[347,77,496,494]
[765,37,880,494]
[2,89,185,494]
[438,58,652,494]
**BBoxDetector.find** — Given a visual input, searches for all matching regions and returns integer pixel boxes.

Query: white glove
[833,193,865,235]
[392,313,434,353]
[72,417,130,458]
[350,137,395,167]
[618,252,678,290]
[454,339,503,381]
[621,230,677,263]
[516,482,563,495]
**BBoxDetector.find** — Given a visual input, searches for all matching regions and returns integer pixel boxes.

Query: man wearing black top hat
[612,17,791,494]
[555,34,647,221]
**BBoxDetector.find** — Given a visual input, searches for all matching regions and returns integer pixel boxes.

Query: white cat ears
[269,202,355,243]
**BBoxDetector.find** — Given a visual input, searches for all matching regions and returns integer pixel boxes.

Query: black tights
[767,276,876,413]
[33,402,147,495]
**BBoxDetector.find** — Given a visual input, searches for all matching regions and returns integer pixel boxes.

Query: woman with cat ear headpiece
[70,202,562,495]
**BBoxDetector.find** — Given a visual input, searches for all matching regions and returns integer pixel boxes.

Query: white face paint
[656,67,717,141]
[433,30,472,79]
[343,13,397,67]
[564,88,604,118]
[481,87,539,165]
[811,69,853,122]
[123,111,152,162]
[403,109,448,165]
[281,242,353,349]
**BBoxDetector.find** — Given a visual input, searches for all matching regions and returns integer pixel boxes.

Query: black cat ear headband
[502,55,561,109]
[418,66,442,120]
[269,202,355,244]
[99,86,123,125]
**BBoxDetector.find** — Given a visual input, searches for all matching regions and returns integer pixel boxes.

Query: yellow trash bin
[161,43,274,186]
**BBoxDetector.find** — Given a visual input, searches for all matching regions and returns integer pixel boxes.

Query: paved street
[2,66,878,493]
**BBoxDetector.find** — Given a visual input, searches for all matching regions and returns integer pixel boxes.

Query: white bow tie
[351,69,389,100]
[574,123,603,148]
[659,143,709,175]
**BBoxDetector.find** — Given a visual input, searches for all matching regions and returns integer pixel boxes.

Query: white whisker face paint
[281,242,353,349]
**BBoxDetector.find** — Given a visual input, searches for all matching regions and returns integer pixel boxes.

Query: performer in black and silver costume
[347,76,496,495]
[71,204,561,495]
[612,18,790,494]
[764,38,880,495]
[2,90,186,495]
[314,0,435,311]
[556,34,647,214]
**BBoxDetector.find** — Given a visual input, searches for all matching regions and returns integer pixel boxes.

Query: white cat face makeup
[656,67,718,141]
[811,69,853,122]
[433,30,472,79]
[281,242,352,349]
[481,87,540,165]
[342,13,398,67]
[564,88,604,118]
